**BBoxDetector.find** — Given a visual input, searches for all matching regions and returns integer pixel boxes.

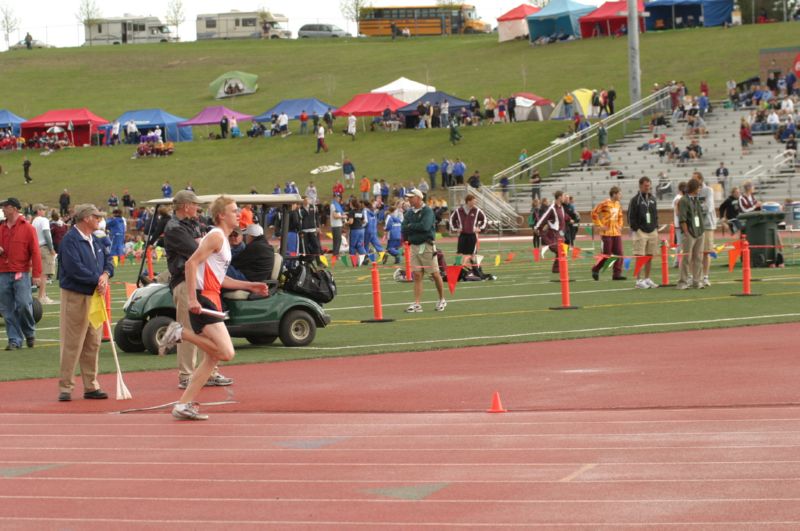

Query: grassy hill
[0,24,796,208]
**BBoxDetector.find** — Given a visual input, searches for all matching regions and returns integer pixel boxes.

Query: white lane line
[289,313,800,350]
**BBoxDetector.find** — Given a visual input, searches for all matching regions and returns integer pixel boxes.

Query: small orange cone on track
[487,391,507,413]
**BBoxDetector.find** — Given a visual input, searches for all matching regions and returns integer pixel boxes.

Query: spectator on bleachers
[637,133,666,151]
[655,172,673,200]
[740,118,754,155]
[679,139,703,164]
[738,181,760,213]
[685,114,707,137]
[784,134,797,160]
[766,109,781,133]
[580,146,593,170]
[595,147,612,166]
[715,162,729,195]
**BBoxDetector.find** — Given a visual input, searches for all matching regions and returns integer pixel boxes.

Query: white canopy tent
[370,77,436,104]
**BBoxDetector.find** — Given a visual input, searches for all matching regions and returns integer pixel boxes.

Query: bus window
[373,9,382,18]
[206,19,216,29]
[97,24,102,33]
[243,18,257,27]
[234,18,240,27]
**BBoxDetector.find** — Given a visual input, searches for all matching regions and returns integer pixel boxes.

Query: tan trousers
[173,281,216,380]
[59,289,101,393]
[678,232,704,287]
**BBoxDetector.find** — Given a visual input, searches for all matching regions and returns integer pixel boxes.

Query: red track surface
[1,322,799,528]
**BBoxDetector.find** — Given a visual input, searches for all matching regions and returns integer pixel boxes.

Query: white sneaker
[39,296,56,305]
[676,282,691,290]
[702,276,711,287]
[158,321,183,355]
[405,303,422,313]
[172,402,208,421]
[435,299,447,312]
[645,278,659,289]
[635,279,648,289]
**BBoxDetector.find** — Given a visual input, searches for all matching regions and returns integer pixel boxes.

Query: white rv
[196,11,291,40]
[84,16,176,45]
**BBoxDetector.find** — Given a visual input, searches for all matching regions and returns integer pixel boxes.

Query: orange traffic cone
[487,391,507,413]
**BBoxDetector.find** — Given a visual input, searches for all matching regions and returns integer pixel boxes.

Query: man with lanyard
[159,196,268,420]
[0,197,41,350]
[591,187,626,281]
[627,177,659,289]
[31,203,56,304]
[299,196,322,264]
[449,194,487,272]
[534,191,567,274]
[56,204,114,402]
[676,179,705,290]
[164,190,233,390]
[401,189,446,313]
[694,172,717,287]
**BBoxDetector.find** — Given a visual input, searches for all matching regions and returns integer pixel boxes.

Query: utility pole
[627,0,641,112]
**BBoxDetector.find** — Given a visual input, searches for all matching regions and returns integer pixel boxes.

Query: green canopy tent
[209,71,259,99]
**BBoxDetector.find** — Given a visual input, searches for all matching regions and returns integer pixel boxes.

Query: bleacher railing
[446,184,521,232]
[490,86,673,190]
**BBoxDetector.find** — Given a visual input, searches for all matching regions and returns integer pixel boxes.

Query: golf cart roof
[143,193,303,206]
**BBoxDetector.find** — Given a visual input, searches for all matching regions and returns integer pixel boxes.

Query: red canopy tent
[333,93,407,117]
[579,0,645,39]
[21,108,109,146]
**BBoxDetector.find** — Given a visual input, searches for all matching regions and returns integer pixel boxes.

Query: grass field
[0,24,797,208]
[2,233,798,382]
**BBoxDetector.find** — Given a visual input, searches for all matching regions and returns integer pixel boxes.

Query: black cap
[0,198,21,209]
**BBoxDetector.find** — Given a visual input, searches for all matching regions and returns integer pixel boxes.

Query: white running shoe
[435,299,447,312]
[635,279,648,289]
[644,278,659,289]
[158,321,183,355]
[405,303,423,313]
[39,296,57,305]
[702,276,711,287]
[675,282,691,290]
[172,402,208,421]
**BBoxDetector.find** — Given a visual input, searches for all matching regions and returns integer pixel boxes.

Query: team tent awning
[179,106,253,127]
[0,109,26,136]
[21,108,109,146]
[253,98,337,122]
[646,0,732,30]
[209,71,259,99]
[397,91,471,115]
[100,109,193,142]
[497,4,541,42]
[370,77,435,104]
[550,88,596,119]
[579,0,645,38]
[527,0,596,41]
[514,92,555,121]
[333,93,408,117]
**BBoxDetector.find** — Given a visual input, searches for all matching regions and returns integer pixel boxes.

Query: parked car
[115,194,332,353]
[9,39,54,50]
[297,24,350,38]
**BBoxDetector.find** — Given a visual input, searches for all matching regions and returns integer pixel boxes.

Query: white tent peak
[371,77,436,104]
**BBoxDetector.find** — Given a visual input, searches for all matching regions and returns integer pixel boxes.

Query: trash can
[739,211,785,267]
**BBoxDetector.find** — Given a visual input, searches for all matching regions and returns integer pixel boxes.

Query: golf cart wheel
[113,319,145,353]
[246,335,278,345]
[31,298,43,323]
[142,315,176,355]
[279,310,316,347]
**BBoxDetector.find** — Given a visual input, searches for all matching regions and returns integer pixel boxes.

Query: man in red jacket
[0,197,42,350]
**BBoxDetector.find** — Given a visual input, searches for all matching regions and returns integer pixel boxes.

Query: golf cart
[114,194,331,354]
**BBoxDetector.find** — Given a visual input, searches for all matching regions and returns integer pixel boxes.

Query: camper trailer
[84,16,176,45]
[196,11,291,40]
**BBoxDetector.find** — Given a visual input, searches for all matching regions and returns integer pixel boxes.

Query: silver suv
[297,24,350,38]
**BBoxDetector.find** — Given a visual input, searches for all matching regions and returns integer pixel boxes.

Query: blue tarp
[99,109,193,143]
[0,109,26,136]
[645,0,732,30]
[527,0,595,41]
[397,91,471,115]
[253,98,337,122]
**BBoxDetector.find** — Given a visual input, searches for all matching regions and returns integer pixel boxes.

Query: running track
[1,322,799,528]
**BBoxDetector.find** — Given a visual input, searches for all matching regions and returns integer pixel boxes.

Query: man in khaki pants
[57,204,114,401]
[164,190,232,389]
[676,179,705,290]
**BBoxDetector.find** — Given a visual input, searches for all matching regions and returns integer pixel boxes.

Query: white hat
[405,188,424,199]
[243,224,264,237]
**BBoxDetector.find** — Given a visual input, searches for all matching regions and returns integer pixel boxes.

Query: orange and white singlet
[195,227,231,309]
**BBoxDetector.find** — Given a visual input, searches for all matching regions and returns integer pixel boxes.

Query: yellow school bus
[358,4,491,37]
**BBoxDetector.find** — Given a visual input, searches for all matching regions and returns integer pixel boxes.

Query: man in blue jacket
[57,204,114,402]
[425,159,439,190]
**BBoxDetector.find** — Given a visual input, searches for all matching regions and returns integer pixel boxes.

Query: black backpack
[283,260,336,304]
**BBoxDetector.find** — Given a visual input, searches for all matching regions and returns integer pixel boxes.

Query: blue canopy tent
[397,90,471,127]
[99,109,193,144]
[0,109,26,136]
[646,0,733,30]
[253,98,337,122]
[527,0,595,41]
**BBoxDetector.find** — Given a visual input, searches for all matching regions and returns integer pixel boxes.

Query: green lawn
[0,24,797,208]
[3,235,798,381]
